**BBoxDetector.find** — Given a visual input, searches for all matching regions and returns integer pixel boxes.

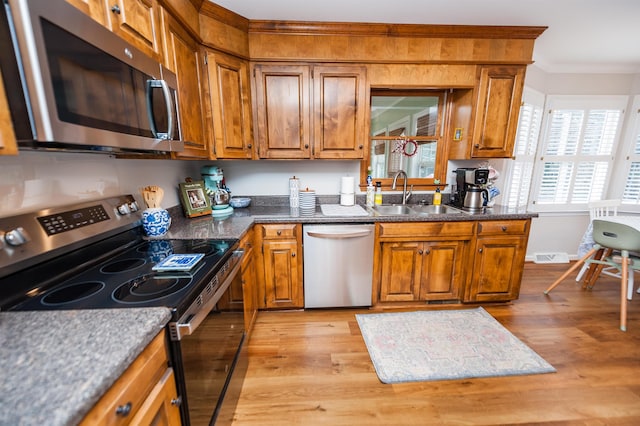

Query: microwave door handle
[145,79,174,140]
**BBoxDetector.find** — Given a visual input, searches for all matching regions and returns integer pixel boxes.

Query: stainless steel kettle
[463,186,489,209]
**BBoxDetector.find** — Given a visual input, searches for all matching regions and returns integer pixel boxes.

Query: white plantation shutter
[530,95,626,212]
[503,88,543,209]
[622,103,640,205]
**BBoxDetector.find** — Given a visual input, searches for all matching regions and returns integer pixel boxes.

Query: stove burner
[42,281,105,305]
[113,273,192,304]
[100,258,146,274]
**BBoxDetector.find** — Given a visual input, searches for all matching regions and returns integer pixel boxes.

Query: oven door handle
[172,250,243,340]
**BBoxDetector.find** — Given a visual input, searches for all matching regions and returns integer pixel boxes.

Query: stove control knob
[128,201,139,212]
[117,203,131,215]
[4,227,29,246]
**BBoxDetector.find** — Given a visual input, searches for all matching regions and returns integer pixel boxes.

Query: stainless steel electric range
[0,195,246,425]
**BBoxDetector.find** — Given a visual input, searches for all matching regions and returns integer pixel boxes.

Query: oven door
[169,252,246,426]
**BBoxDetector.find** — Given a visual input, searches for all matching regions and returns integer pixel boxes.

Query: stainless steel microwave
[0,0,185,154]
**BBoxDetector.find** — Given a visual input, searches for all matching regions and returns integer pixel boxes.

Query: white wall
[0,152,367,217]
[0,151,202,217]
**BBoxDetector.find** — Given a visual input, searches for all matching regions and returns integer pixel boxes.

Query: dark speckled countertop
[162,195,537,240]
[0,308,171,426]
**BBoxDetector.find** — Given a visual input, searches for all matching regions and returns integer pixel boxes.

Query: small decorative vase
[141,208,171,237]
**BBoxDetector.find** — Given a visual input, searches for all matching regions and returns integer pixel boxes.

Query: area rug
[355,307,555,384]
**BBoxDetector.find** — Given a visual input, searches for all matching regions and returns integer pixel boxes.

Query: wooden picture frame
[179,180,212,218]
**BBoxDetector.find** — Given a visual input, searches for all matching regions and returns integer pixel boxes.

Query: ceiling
[210,0,640,74]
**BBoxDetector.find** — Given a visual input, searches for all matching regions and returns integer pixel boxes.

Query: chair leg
[578,248,604,283]
[584,248,613,290]
[620,252,629,332]
[544,245,600,295]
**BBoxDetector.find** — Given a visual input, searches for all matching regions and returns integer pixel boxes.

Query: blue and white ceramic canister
[142,208,171,237]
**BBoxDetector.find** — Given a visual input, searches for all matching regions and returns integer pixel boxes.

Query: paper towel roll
[341,176,355,194]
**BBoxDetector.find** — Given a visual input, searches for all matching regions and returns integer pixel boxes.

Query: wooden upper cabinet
[471,65,525,158]
[161,9,211,159]
[67,0,161,60]
[206,50,254,159]
[0,68,18,156]
[105,0,162,61]
[66,0,108,26]
[253,64,311,159]
[252,63,368,160]
[312,65,367,159]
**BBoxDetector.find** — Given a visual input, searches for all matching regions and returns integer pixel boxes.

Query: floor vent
[533,252,570,264]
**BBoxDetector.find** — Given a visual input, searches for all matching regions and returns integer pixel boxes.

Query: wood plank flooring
[231,262,640,425]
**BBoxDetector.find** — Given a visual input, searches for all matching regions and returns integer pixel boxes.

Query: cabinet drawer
[477,220,528,236]
[260,224,298,239]
[378,221,475,239]
[80,330,168,425]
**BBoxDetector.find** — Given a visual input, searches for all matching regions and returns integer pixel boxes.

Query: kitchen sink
[372,204,468,216]
[408,205,467,215]
[372,204,415,215]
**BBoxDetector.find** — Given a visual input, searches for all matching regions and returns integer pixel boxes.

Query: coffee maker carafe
[453,168,490,208]
[463,186,489,210]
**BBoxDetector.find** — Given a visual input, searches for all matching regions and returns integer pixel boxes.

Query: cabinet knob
[247,143,252,149]
[111,5,121,14]
[425,249,431,255]
[358,144,363,149]
[478,248,483,253]
[418,249,423,255]
[291,252,296,258]
[171,396,182,407]
[501,226,507,232]
[115,402,132,417]
[304,144,309,149]
[276,230,282,236]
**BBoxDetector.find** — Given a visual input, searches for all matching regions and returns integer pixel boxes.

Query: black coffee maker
[452,168,490,207]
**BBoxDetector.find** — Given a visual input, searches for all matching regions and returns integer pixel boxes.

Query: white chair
[591,218,640,331]
[546,216,640,331]
[575,199,626,287]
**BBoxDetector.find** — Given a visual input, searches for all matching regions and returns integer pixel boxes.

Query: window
[529,95,627,212]
[621,96,640,205]
[503,88,544,208]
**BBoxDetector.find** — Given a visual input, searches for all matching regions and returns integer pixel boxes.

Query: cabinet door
[471,65,525,158]
[253,64,311,159]
[242,251,258,335]
[207,51,253,159]
[106,0,162,60]
[129,368,181,426]
[466,235,527,302]
[0,69,18,156]
[379,242,422,302]
[419,241,465,301]
[262,240,303,308]
[312,65,367,159]
[66,0,108,26]
[162,9,211,159]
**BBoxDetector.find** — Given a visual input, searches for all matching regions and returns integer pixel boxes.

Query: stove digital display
[37,205,110,236]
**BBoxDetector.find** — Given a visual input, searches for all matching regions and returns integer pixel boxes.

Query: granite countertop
[0,307,171,426]
[162,196,538,240]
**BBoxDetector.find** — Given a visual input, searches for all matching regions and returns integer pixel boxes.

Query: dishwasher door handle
[306,229,372,239]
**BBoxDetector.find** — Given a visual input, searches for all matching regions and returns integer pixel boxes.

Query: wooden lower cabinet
[374,219,531,306]
[464,219,531,302]
[240,230,258,334]
[80,330,181,425]
[375,222,474,306]
[255,224,304,309]
[216,229,258,334]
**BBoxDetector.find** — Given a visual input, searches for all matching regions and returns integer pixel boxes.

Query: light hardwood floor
[231,262,640,425]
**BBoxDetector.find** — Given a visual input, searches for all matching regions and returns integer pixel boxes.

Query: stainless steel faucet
[391,170,413,204]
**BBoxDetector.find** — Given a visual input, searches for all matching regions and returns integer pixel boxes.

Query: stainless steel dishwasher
[303,224,375,308]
